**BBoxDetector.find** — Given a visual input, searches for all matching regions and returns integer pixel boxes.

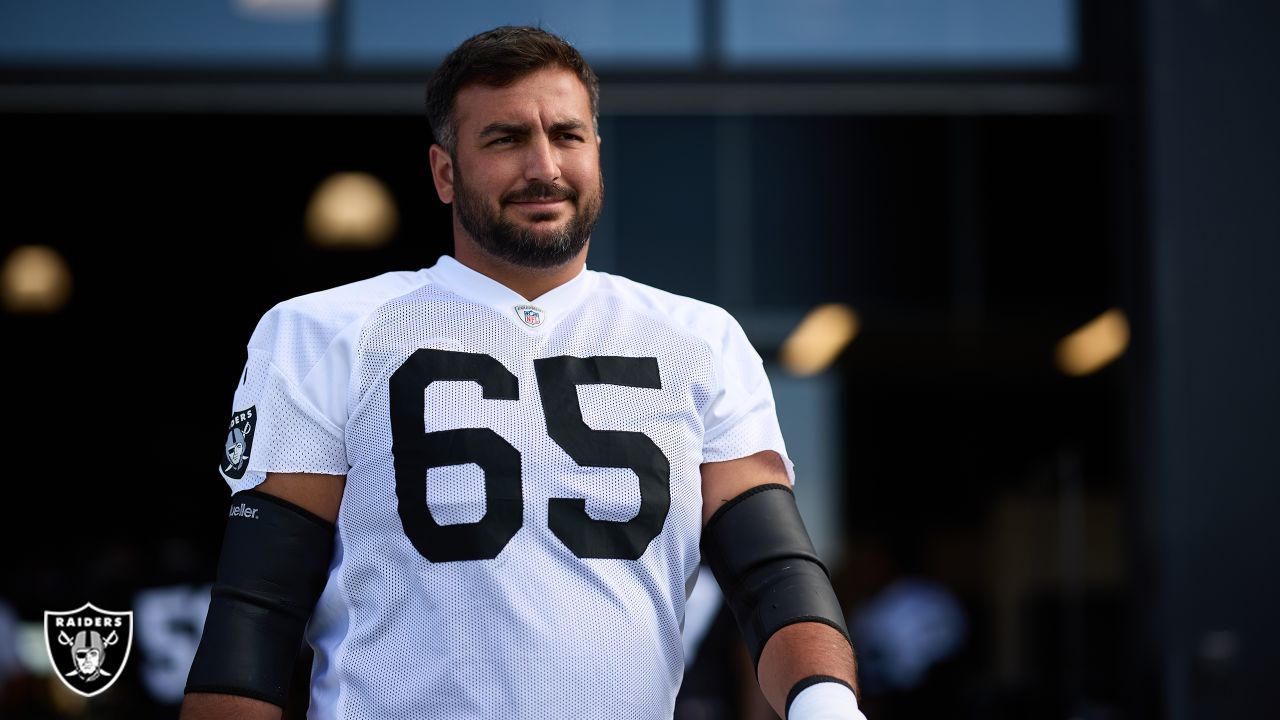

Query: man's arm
[179,693,282,720]
[701,451,860,718]
[180,471,345,720]
[255,471,346,524]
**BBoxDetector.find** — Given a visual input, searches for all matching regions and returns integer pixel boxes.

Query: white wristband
[787,680,868,720]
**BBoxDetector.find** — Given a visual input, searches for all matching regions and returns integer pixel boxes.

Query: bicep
[180,692,282,720]
[255,471,346,524]
[699,449,791,527]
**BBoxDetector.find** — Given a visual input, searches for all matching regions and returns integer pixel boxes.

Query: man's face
[435,67,603,269]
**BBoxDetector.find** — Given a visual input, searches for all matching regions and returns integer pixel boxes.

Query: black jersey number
[390,349,670,563]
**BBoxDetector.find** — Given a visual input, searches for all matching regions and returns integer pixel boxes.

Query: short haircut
[425,26,601,155]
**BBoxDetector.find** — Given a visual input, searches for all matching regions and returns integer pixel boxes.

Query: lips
[511,199,568,210]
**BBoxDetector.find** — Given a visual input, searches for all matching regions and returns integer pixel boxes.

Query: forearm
[701,457,863,717]
[757,622,858,717]
[179,692,282,720]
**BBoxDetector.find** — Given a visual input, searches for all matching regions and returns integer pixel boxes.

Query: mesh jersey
[219,255,795,720]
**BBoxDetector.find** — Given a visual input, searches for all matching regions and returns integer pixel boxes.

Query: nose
[523,134,561,184]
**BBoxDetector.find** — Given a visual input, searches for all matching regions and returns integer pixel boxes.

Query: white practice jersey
[217,255,795,720]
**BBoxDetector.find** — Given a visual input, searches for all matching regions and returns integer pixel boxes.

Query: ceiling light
[2,245,73,314]
[1055,308,1129,377]
[305,172,398,250]
[780,303,860,377]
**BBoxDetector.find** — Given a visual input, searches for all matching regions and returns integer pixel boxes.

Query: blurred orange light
[305,172,398,250]
[780,303,860,377]
[1055,308,1130,377]
[2,245,73,314]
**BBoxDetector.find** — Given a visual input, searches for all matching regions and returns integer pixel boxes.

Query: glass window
[722,0,1076,69]
[349,0,701,69]
[0,0,327,68]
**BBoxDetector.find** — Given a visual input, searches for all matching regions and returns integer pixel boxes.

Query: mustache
[502,181,577,204]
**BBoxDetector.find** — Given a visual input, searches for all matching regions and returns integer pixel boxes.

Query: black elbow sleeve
[185,490,335,708]
[701,483,850,670]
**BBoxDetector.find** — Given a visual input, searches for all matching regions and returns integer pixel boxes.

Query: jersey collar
[427,254,595,332]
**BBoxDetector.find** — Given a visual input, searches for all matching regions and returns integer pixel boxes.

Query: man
[182,26,863,720]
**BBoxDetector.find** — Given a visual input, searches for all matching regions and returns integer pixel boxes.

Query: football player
[182,26,864,720]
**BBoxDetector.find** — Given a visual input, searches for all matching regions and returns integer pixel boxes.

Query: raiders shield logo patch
[514,304,544,328]
[44,603,133,698]
[221,406,256,480]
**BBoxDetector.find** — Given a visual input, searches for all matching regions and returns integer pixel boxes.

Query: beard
[453,166,603,269]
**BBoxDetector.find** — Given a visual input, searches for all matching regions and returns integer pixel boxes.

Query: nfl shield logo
[514,304,545,328]
[44,603,133,698]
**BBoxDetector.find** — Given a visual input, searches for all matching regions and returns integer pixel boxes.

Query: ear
[429,144,455,204]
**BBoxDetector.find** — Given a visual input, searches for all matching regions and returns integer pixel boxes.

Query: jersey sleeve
[700,312,796,484]
[217,300,353,494]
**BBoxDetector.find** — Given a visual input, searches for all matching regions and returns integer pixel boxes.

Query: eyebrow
[549,119,586,134]
[477,119,587,139]
[478,122,530,139]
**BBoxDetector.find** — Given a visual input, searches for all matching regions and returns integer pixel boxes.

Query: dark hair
[425,26,600,154]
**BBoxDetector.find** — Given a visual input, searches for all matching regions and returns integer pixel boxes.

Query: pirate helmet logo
[44,603,133,698]
[226,425,249,469]
[220,406,256,480]
[72,630,110,679]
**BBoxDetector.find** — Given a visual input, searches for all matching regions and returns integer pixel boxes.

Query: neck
[452,231,589,301]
